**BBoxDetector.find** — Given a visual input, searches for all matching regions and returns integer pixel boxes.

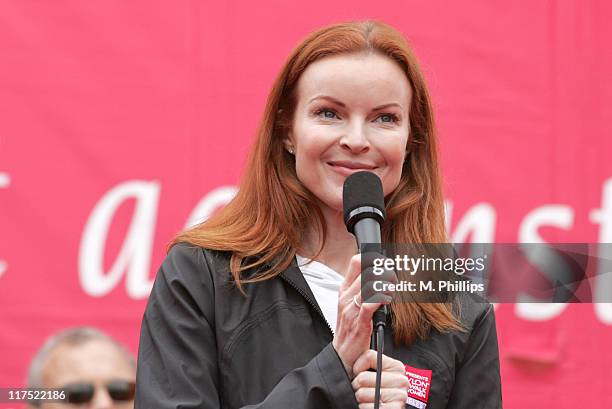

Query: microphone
[343,171,388,409]
[342,171,387,333]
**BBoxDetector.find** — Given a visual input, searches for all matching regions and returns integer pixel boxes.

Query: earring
[288,148,294,155]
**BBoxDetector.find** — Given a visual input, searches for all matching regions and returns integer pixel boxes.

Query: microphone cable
[372,307,387,409]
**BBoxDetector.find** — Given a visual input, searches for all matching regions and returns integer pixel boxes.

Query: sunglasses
[62,380,135,404]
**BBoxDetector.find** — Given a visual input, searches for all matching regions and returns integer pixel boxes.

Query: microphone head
[343,171,385,233]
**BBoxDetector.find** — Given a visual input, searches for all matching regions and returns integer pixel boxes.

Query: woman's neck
[301,206,358,277]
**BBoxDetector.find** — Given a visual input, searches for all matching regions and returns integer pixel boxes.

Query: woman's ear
[283,134,295,155]
[404,131,415,160]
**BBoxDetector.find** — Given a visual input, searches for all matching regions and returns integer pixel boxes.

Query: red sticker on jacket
[404,364,432,409]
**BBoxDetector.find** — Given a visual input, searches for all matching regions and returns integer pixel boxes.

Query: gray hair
[27,326,136,388]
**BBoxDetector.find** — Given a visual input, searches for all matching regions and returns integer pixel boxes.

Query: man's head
[27,327,136,409]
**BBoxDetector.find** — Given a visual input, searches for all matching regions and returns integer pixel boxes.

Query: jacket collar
[280,256,321,310]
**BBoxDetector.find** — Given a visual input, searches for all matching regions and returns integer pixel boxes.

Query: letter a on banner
[79,180,160,299]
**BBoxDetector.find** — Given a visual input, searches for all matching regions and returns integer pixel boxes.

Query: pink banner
[1,1,611,408]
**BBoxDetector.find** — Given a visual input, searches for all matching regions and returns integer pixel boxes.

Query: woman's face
[286,52,412,213]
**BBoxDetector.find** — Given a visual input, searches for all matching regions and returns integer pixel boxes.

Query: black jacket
[135,244,502,409]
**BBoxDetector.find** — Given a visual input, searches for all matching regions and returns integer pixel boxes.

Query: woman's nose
[339,121,370,153]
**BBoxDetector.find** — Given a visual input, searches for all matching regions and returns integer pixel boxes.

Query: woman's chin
[316,197,344,217]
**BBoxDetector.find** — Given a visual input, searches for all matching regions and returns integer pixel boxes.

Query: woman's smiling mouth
[327,160,378,176]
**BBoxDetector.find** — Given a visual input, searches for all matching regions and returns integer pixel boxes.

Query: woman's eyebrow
[372,102,403,111]
[308,95,403,111]
[308,95,345,107]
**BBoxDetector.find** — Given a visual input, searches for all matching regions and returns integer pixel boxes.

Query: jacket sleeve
[135,244,358,409]
[446,304,503,409]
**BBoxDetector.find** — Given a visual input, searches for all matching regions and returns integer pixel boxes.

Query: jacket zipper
[280,274,335,337]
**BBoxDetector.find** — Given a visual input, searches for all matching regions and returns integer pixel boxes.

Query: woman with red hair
[136,21,501,409]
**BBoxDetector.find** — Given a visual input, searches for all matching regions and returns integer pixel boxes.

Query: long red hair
[172,21,462,343]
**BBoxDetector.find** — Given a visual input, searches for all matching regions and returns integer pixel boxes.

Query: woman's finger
[358,402,406,409]
[353,350,407,376]
[342,252,396,292]
[354,387,409,404]
[351,370,410,391]
[340,254,364,292]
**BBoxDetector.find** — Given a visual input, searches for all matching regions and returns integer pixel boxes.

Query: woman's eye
[376,113,399,124]
[316,109,339,119]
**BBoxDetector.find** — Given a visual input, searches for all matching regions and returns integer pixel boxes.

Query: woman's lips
[327,161,378,176]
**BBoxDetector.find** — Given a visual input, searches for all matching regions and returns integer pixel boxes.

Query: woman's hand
[332,253,395,378]
[351,350,409,409]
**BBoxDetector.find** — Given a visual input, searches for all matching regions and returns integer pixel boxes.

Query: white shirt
[296,254,344,334]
